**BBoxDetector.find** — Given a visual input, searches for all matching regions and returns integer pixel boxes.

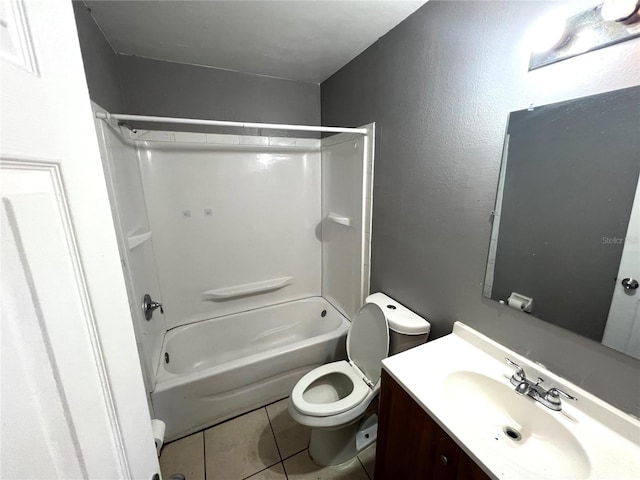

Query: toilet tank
[365,293,431,355]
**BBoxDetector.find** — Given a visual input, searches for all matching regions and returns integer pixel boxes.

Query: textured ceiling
[85,0,427,83]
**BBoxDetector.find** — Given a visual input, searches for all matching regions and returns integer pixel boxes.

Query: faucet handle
[543,387,577,410]
[505,357,526,383]
[545,387,577,401]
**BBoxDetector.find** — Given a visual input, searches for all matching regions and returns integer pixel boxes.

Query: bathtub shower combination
[93,105,375,441]
[154,298,348,439]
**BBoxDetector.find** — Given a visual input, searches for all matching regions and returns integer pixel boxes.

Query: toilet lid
[347,303,389,386]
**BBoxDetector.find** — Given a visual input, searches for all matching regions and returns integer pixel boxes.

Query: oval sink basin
[444,371,590,479]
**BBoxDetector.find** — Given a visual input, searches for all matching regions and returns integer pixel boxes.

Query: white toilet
[288,292,430,466]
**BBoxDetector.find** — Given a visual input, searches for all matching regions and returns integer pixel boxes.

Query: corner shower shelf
[203,276,293,300]
[127,230,152,251]
[327,213,353,227]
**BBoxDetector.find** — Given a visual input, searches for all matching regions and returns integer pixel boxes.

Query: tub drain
[502,426,521,441]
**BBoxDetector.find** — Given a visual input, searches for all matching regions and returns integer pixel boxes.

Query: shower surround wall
[321,0,640,415]
[137,133,322,328]
[322,132,374,318]
[93,104,166,392]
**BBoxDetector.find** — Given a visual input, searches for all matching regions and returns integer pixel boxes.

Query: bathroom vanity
[374,322,640,480]
[376,370,490,479]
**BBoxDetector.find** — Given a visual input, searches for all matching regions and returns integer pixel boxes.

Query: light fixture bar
[529,3,640,70]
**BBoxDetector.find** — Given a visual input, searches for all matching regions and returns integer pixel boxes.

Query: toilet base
[308,414,378,466]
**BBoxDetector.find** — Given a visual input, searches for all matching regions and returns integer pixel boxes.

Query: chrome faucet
[505,358,577,411]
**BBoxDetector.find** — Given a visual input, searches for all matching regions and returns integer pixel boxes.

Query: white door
[0,1,159,479]
[603,178,640,360]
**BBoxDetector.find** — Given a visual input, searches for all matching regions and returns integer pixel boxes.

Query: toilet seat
[291,361,370,417]
[291,303,389,418]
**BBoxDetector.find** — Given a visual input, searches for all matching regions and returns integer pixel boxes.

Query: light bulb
[601,0,640,22]
[529,14,567,54]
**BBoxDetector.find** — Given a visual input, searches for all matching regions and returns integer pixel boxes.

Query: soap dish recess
[203,276,293,300]
[327,213,353,227]
[127,230,152,250]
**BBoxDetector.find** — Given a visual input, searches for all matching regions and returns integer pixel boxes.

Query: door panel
[0,0,159,478]
[1,186,90,480]
[603,179,640,359]
[0,163,125,478]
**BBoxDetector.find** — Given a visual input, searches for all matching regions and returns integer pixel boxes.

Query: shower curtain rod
[95,111,368,135]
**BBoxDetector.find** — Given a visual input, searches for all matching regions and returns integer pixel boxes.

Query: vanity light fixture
[529,0,640,70]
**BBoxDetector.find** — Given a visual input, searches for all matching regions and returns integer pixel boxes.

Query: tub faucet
[143,293,164,321]
[504,358,577,411]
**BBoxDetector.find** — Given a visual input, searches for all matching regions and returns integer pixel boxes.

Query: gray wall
[322,0,640,415]
[73,1,320,136]
[117,56,320,137]
[72,1,124,112]
[493,87,640,342]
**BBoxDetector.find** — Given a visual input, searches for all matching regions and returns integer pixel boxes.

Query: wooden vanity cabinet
[375,370,490,480]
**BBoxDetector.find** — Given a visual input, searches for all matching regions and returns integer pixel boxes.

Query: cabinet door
[376,370,460,479]
[375,370,437,478]
[429,424,462,480]
[375,370,490,480]
[458,453,493,480]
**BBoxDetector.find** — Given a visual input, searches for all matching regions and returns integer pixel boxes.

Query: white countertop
[382,322,640,480]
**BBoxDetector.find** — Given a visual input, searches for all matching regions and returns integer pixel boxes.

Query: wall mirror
[484,86,640,360]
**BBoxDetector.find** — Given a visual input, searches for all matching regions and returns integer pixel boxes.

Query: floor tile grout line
[266,398,311,464]
[264,405,285,462]
[239,460,285,480]
[202,407,283,480]
[164,399,373,480]
[280,446,307,462]
[164,397,291,449]
[357,455,372,480]
[203,430,207,480]
[263,405,291,479]
[164,399,296,480]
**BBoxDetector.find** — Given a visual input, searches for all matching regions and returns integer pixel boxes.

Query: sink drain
[502,426,522,441]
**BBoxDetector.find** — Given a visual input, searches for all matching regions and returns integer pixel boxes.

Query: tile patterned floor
[159,397,375,480]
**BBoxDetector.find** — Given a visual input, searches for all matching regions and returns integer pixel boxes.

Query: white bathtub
[151,296,349,440]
